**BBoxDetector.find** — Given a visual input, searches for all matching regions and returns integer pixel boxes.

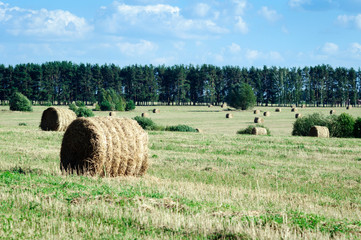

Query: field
[0,105,361,239]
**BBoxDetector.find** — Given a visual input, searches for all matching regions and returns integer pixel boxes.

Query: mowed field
[0,105,361,239]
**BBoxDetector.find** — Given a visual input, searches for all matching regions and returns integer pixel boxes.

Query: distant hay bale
[263,111,270,117]
[309,126,329,138]
[109,111,116,117]
[347,105,352,110]
[330,110,335,115]
[221,103,227,108]
[291,104,296,108]
[196,128,203,133]
[275,108,281,112]
[208,104,213,108]
[226,113,233,118]
[153,109,160,114]
[301,104,306,108]
[291,108,298,112]
[254,110,260,114]
[60,117,149,177]
[254,117,264,124]
[40,107,76,131]
[252,127,267,135]
[141,112,149,117]
[295,113,302,118]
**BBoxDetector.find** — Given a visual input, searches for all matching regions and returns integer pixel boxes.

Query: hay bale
[254,117,264,124]
[141,112,149,118]
[221,103,227,108]
[309,126,329,138]
[252,127,267,135]
[226,113,233,119]
[196,128,203,133]
[263,111,270,117]
[291,104,296,108]
[301,104,306,108]
[291,108,298,112]
[109,111,116,117]
[295,113,302,118]
[254,110,260,114]
[208,104,213,108]
[275,108,281,112]
[347,105,352,110]
[40,107,76,131]
[330,110,335,115]
[153,109,160,114]
[60,117,149,177]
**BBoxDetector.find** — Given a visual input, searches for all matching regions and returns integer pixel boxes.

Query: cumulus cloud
[245,49,284,62]
[0,2,92,38]
[258,6,281,22]
[350,42,361,55]
[116,40,158,56]
[229,43,241,54]
[288,0,310,8]
[98,2,228,39]
[235,16,248,34]
[321,42,339,54]
[337,14,361,30]
[194,3,210,17]
[233,0,247,15]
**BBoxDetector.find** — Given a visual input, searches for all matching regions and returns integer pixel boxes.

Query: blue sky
[1,0,361,68]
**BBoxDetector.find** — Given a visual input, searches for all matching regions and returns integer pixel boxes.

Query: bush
[69,103,77,112]
[237,124,271,135]
[165,125,197,132]
[42,101,52,106]
[226,83,256,110]
[100,100,113,111]
[75,101,85,107]
[9,92,33,112]
[354,117,361,138]
[115,100,125,111]
[331,113,355,138]
[133,116,161,130]
[75,107,94,117]
[93,103,101,111]
[125,100,136,111]
[292,113,328,136]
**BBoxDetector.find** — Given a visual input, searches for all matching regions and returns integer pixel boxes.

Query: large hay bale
[153,109,160,114]
[254,110,260,114]
[347,105,352,110]
[221,103,227,108]
[263,111,270,117]
[196,128,203,133]
[109,111,116,117]
[208,104,213,108]
[40,107,76,131]
[309,126,329,138]
[295,113,302,118]
[254,117,264,124]
[60,117,149,177]
[141,112,149,117]
[275,108,281,112]
[330,110,335,115]
[252,127,267,135]
[226,113,233,118]
[291,108,298,112]
[301,104,306,108]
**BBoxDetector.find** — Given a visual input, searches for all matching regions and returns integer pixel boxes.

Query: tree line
[0,62,360,107]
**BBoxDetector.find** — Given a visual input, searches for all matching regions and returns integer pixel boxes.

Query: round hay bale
[301,104,306,108]
[309,126,329,138]
[196,128,203,133]
[141,112,149,118]
[330,110,335,115]
[254,110,260,114]
[295,113,302,118]
[208,104,213,108]
[109,111,116,117]
[275,108,281,112]
[291,104,296,108]
[153,109,160,114]
[291,108,298,112]
[252,127,267,135]
[60,117,149,177]
[40,107,76,131]
[226,113,233,119]
[254,117,264,124]
[263,111,270,117]
[221,103,227,108]
[347,105,352,110]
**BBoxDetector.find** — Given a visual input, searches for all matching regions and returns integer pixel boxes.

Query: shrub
[93,103,101,111]
[69,103,77,112]
[237,124,271,135]
[42,101,52,106]
[18,122,27,126]
[354,117,361,138]
[292,113,328,136]
[115,100,125,111]
[125,100,136,111]
[75,107,94,117]
[9,92,33,112]
[331,113,355,138]
[226,83,256,110]
[133,116,159,130]
[100,100,113,111]
[75,101,85,107]
[165,125,197,132]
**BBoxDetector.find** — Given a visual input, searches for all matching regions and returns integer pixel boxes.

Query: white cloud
[337,14,361,29]
[116,40,158,56]
[288,0,310,8]
[350,42,361,55]
[321,42,339,54]
[233,0,247,15]
[258,6,281,22]
[245,49,284,62]
[229,43,241,54]
[194,3,210,17]
[235,16,248,34]
[246,49,260,61]
[0,2,92,38]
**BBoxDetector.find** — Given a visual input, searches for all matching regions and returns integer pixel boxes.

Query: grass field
[0,105,361,239]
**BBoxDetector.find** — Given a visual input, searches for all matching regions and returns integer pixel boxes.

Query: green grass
[0,105,360,239]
